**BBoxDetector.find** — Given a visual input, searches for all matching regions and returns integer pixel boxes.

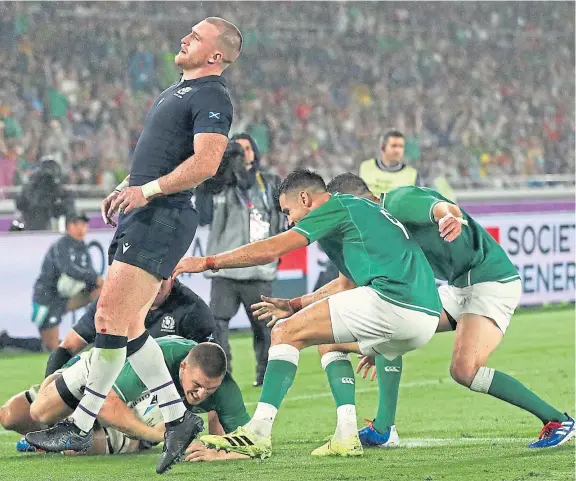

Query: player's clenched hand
[185,442,220,462]
[438,213,465,243]
[251,295,294,326]
[172,257,208,278]
[184,442,249,462]
[101,190,121,227]
[356,355,377,381]
[109,186,148,217]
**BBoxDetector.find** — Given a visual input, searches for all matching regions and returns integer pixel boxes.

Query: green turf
[0,308,574,481]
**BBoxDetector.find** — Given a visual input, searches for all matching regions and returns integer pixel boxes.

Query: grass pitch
[0,308,574,481]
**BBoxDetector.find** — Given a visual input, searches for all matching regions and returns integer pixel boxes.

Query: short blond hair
[206,17,242,65]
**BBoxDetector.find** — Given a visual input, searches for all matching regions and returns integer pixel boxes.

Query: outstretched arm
[252,272,357,326]
[185,442,250,462]
[98,391,164,443]
[172,230,309,278]
[298,272,356,309]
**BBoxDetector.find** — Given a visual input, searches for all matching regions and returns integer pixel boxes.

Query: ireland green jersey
[112,336,250,433]
[292,193,441,316]
[381,186,520,288]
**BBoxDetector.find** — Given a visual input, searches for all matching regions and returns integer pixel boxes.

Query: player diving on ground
[2,338,250,461]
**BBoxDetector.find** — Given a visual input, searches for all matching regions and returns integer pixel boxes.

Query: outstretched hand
[356,355,377,381]
[251,295,294,327]
[172,257,208,279]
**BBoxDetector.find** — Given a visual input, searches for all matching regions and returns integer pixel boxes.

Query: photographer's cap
[66,211,90,224]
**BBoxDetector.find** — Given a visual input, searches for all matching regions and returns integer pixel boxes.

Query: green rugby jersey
[381,186,520,287]
[292,193,441,316]
[111,336,250,433]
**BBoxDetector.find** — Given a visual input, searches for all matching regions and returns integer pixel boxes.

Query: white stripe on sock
[127,337,185,423]
[268,344,300,366]
[320,351,350,371]
[470,367,495,394]
[72,346,126,433]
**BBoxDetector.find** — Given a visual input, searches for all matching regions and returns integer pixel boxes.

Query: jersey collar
[376,156,405,172]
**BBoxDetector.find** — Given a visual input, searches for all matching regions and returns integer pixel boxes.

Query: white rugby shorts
[438,280,522,334]
[328,286,439,359]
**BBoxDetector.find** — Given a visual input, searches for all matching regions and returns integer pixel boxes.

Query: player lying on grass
[3,338,250,461]
[3,278,217,453]
[302,174,571,450]
[172,168,443,458]
[1,364,164,456]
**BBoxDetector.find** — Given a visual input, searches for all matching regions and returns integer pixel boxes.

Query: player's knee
[270,323,290,345]
[270,323,303,349]
[449,361,478,388]
[94,304,115,332]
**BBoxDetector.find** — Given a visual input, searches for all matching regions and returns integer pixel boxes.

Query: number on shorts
[380,208,410,239]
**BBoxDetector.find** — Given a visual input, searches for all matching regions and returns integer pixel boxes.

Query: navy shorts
[32,300,67,331]
[108,203,198,279]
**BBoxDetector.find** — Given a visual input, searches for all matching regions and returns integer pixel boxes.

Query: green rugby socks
[248,344,299,437]
[372,355,402,434]
[471,367,567,423]
[321,351,358,439]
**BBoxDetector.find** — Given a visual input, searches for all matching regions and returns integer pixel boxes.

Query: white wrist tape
[439,213,468,226]
[114,179,129,193]
[141,180,163,199]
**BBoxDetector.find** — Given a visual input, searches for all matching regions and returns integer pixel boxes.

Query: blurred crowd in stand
[0,1,573,191]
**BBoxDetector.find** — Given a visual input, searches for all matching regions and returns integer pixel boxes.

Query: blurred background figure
[28,212,103,351]
[15,156,73,231]
[359,129,425,198]
[196,135,282,386]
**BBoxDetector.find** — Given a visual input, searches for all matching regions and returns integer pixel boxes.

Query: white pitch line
[400,437,534,448]
[244,368,550,407]
[245,378,447,406]
[0,437,536,448]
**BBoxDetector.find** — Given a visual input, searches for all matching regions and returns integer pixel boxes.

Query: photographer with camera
[195,134,282,386]
[15,156,73,231]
